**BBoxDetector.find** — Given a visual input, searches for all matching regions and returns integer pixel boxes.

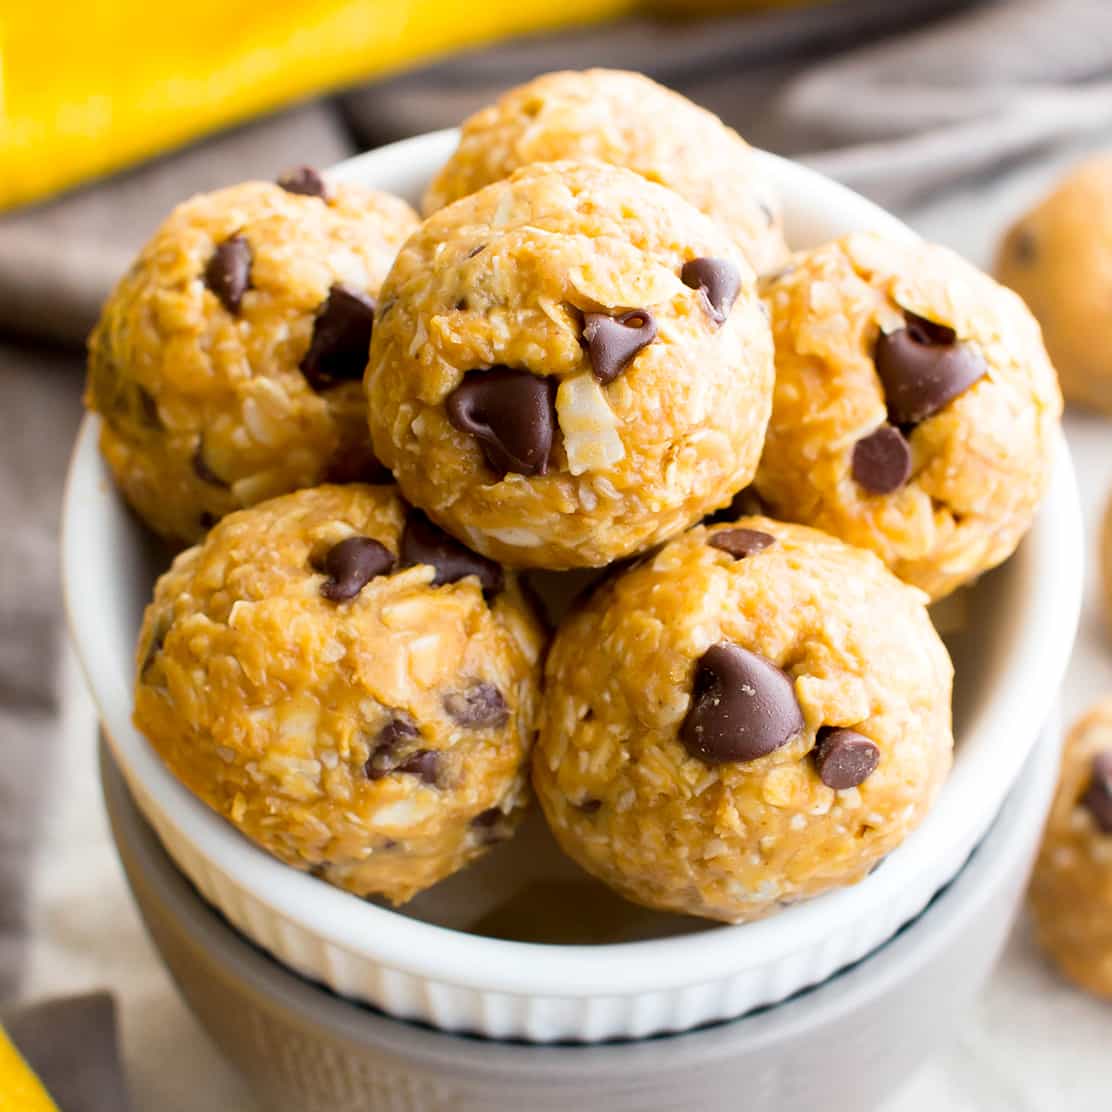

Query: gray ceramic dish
[102,720,1058,1112]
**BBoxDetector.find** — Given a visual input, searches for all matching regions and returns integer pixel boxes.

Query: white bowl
[64,130,1083,1043]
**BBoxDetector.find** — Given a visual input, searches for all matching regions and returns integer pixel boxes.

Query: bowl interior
[63,132,1083,986]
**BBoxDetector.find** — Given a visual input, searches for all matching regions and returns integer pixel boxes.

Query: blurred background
[2,1,1111,1108]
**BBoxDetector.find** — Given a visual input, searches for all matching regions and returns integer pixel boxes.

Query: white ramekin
[63,131,1083,1043]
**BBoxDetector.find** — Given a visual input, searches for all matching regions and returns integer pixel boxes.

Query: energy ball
[996,155,1112,413]
[134,484,546,904]
[366,159,774,569]
[87,173,418,545]
[534,517,953,923]
[754,233,1062,601]
[423,69,787,275]
[1030,700,1112,999]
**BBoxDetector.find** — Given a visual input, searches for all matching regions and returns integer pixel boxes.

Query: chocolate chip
[299,284,376,391]
[813,728,880,790]
[443,683,508,729]
[445,367,557,476]
[472,807,505,827]
[204,234,252,313]
[364,716,419,780]
[709,528,775,559]
[681,642,803,765]
[874,312,986,426]
[191,438,228,488]
[137,385,161,428]
[1011,226,1037,264]
[400,511,504,596]
[471,806,513,843]
[316,536,395,602]
[466,243,487,258]
[681,257,741,324]
[852,425,912,494]
[1082,752,1112,834]
[276,165,331,200]
[582,309,657,385]
[395,749,441,786]
[576,798,603,815]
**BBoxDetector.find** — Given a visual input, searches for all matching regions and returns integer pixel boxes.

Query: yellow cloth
[0,0,633,211]
[0,1026,58,1112]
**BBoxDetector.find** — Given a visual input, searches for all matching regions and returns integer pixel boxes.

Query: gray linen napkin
[2,993,131,1111]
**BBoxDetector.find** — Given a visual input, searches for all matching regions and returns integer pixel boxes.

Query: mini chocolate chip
[1012,226,1037,264]
[709,528,775,559]
[364,716,419,780]
[576,798,603,815]
[472,807,504,827]
[852,425,912,494]
[276,165,331,200]
[582,309,657,385]
[299,284,376,391]
[191,439,228,487]
[1082,752,1112,834]
[455,298,468,311]
[445,367,557,476]
[204,234,252,313]
[813,727,880,790]
[682,642,803,765]
[466,243,487,258]
[136,385,161,428]
[400,510,504,596]
[316,536,395,602]
[443,683,508,729]
[396,749,441,786]
[681,257,741,324]
[874,312,986,426]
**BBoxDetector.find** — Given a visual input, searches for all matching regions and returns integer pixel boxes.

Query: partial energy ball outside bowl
[996,154,1112,415]
[754,233,1063,601]
[133,484,545,904]
[1030,699,1112,999]
[86,172,418,545]
[534,517,953,923]
[422,68,788,275]
[366,159,774,569]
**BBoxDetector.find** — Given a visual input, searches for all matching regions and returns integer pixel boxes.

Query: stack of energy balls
[87,70,1061,925]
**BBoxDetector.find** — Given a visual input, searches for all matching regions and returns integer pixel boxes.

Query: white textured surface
[59,134,1084,1045]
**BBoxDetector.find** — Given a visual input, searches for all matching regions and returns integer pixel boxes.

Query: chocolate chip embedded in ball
[395,749,442,786]
[204,234,252,313]
[315,536,395,602]
[681,257,741,324]
[582,309,657,385]
[681,642,803,765]
[1081,752,1112,834]
[191,438,229,488]
[299,284,376,391]
[276,165,331,200]
[400,511,504,596]
[445,367,557,476]
[874,312,986,426]
[812,727,880,790]
[364,716,420,779]
[443,683,508,729]
[852,425,912,494]
[708,528,775,560]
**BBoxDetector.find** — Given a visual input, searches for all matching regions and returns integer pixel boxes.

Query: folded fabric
[0,993,130,1112]
[1,0,632,212]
